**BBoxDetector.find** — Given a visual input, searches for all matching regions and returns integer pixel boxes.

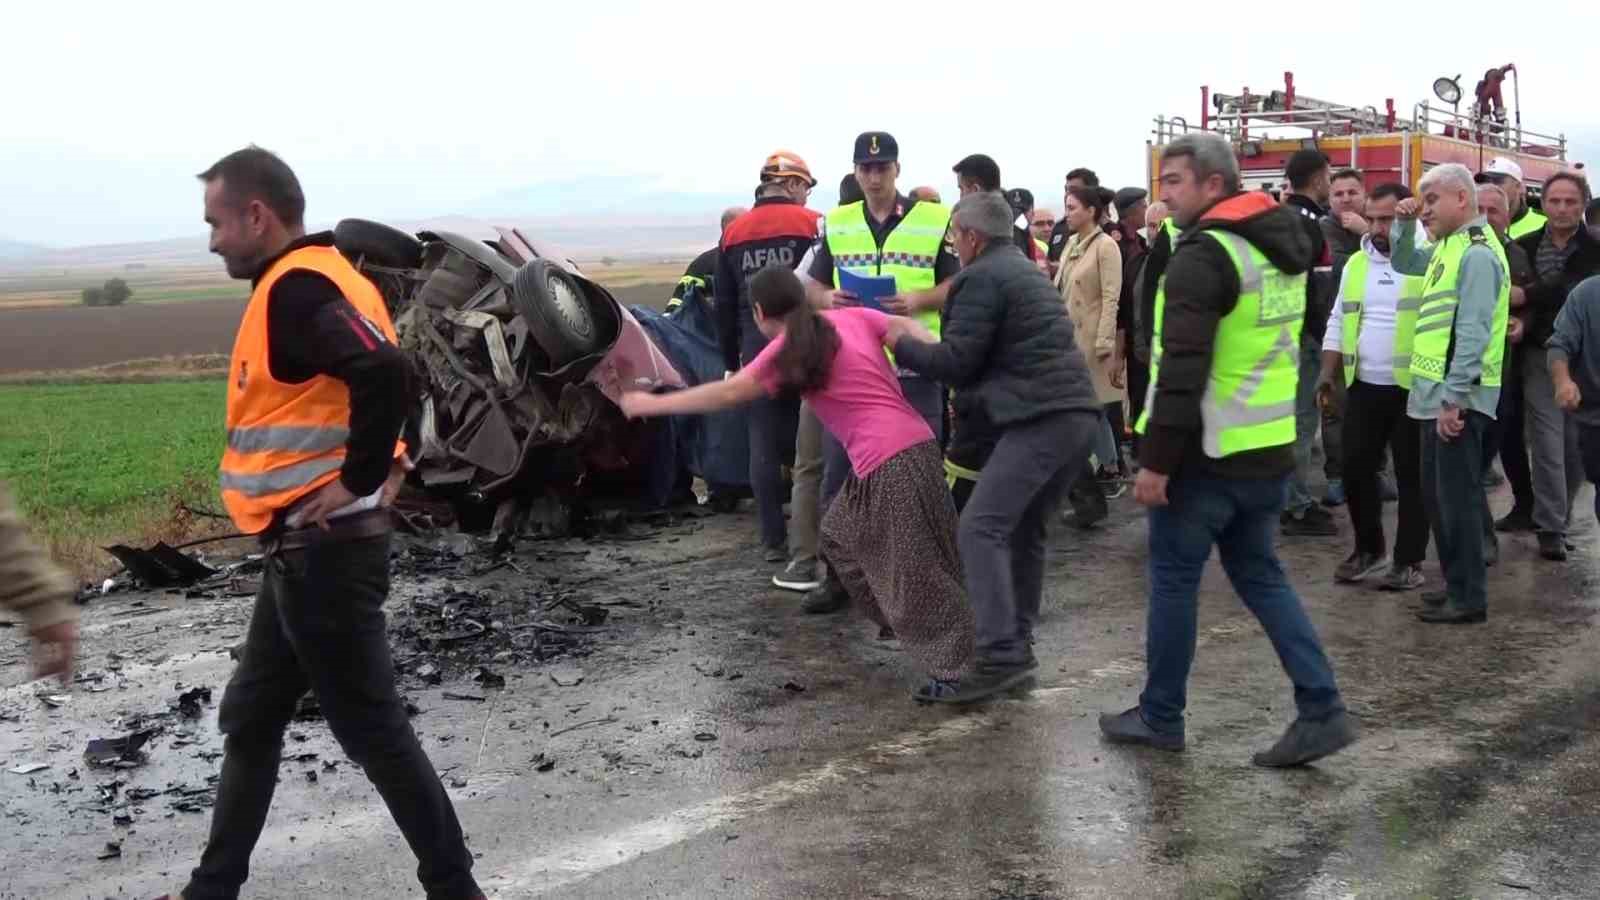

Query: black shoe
[935,658,1038,705]
[1495,509,1535,533]
[801,581,849,614]
[1538,532,1569,562]
[1098,706,1185,751]
[1251,711,1358,767]
[1416,605,1487,624]
[1282,506,1338,537]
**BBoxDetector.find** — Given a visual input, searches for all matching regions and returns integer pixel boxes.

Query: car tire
[512,259,602,368]
[334,219,423,270]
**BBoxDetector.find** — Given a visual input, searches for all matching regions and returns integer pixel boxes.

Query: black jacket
[1134,225,1173,365]
[714,197,821,372]
[1515,224,1600,348]
[1284,193,1335,345]
[893,242,1099,469]
[1141,192,1312,481]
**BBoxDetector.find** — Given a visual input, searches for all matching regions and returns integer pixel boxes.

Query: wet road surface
[3,485,1599,899]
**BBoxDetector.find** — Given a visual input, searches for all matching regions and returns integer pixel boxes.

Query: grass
[0,380,231,577]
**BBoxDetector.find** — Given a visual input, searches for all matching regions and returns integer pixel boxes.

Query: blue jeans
[1139,475,1345,735]
[1286,341,1322,514]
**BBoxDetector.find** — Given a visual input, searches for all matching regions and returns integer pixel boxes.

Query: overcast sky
[6,1,1599,246]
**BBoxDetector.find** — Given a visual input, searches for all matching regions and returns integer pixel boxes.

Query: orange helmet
[761,150,816,188]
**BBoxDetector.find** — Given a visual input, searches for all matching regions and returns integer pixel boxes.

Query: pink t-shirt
[744,308,933,478]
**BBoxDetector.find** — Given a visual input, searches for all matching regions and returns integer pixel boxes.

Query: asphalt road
[2,485,1598,899]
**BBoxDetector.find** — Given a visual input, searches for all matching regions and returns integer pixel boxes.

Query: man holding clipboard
[803,130,960,442]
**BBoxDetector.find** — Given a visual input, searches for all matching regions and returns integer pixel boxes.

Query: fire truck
[1148,68,1574,207]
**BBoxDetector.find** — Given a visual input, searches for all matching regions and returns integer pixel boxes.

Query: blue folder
[838,269,898,313]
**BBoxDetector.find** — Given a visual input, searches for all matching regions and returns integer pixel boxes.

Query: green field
[0,380,228,575]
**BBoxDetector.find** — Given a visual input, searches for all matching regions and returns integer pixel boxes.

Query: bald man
[668,206,748,311]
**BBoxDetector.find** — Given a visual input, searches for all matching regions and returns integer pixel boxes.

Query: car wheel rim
[547,274,592,339]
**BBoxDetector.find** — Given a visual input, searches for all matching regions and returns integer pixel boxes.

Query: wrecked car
[331,219,743,533]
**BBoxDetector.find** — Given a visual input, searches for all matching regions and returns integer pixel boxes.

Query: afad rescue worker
[1391,164,1510,625]
[714,150,821,567]
[165,148,483,900]
[1103,133,1356,767]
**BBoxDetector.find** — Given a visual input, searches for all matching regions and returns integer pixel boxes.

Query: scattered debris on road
[84,730,156,768]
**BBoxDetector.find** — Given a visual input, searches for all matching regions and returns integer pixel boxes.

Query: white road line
[489,619,1246,896]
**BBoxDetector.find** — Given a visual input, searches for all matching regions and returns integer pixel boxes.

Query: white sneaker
[772,560,823,592]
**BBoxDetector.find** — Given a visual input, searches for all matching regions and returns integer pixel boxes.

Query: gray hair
[1418,164,1476,199]
[1160,133,1241,194]
[1476,182,1508,209]
[951,190,1015,241]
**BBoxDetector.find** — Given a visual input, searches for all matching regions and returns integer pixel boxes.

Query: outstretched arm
[620,370,767,419]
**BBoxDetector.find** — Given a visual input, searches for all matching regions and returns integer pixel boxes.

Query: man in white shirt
[1315,183,1430,591]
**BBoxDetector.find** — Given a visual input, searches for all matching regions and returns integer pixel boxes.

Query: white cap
[1483,156,1525,184]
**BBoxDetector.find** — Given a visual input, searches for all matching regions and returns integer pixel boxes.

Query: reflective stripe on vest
[825,200,951,338]
[220,244,408,534]
[944,457,982,489]
[1507,208,1547,241]
[1338,253,1424,390]
[1135,228,1305,458]
[1408,227,1510,388]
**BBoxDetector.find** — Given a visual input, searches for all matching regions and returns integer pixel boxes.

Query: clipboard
[837,269,898,312]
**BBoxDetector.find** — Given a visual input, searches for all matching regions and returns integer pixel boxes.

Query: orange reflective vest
[220,244,407,534]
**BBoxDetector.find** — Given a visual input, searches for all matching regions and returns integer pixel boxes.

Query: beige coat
[1056,230,1124,403]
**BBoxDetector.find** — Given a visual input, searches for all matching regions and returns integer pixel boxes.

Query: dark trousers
[1498,348,1535,514]
[1420,413,1492,613]
[746,391,800,552]
[960,410,1096,665]
[1139,475,1345,735]
[1103,401,1128,472]
[1580,424,1600,525]
[184,534,478,900]
[1343,381,1428,565]
[1125,335,1150,461]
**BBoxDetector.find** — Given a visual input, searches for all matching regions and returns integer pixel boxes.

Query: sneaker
[1379,562,1424,592]
[1416,604,1487,624]
[1378,471,1399,503]
[1100,481,1128,500]
[1538,532,1569,562]
[772,559,823,593]
[1282,506,1338,537]
[1483,467,1506,489]
[1334,551,1389,584]
[1098,706,1185,751]
[1418,590,1449,609]
[1495,508,1535,533]
[1251,711,1358,767]
[801,579,849,614]
[1322,478,1347,507]
[762,545,786,564]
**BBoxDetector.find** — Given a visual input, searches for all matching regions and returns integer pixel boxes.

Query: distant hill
[465,175,750,219]
[0,238,44,262]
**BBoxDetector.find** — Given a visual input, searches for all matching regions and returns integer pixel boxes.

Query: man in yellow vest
[1100,133,1355,767]
[1482,156,1547,241]
[167,148,483,900]
[1313,183,1430,592]
[1391,163,1511,625]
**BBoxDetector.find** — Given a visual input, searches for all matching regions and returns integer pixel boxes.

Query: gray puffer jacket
[893,242,1099,429]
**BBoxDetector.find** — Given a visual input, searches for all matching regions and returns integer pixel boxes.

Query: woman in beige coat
[1056,186,1126,484]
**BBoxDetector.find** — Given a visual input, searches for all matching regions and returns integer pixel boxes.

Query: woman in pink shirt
[622,267,974,700]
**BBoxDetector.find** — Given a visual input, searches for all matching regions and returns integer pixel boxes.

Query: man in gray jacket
[1548,274,1600,530]
[891,190,1101,703]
